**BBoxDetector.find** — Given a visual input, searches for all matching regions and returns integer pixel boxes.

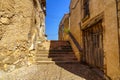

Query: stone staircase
[35,40,78,64]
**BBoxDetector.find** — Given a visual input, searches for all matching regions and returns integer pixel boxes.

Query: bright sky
[46,0,71,40]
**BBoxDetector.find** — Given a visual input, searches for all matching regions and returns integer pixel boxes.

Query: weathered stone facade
[59,0,120,79]
[59,13,69,41]
[0,0,46,71]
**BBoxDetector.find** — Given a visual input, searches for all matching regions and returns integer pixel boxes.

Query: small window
[82,0,90,19]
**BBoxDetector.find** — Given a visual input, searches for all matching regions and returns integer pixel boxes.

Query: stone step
[50,43,70,46]
[50,40,70,43]
[35,53,75,57]
[38,44,71,46]
[37,47,73,50]
[38,46,72,48]
[37,50,73,52]
[38,42,70,46]
[36,60,79,64]
[49,50,73,52]
[49,45,71,47]
[50,45,72,47]
[35,57,77,61]
[50,47,72,50]
[60,47,72,49]
[37,49,73,52]
[35,41,78,64]
[36,51,74,54]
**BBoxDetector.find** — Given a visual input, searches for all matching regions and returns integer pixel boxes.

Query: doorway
[83,20,104,69]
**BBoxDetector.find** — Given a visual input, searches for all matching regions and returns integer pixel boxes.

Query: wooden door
[83,21,104,69]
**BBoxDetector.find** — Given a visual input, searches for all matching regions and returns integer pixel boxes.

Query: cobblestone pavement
[0,63,104,80]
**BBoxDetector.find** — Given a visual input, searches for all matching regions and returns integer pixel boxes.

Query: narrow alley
[0,0,120,80]
[0,41,104,80]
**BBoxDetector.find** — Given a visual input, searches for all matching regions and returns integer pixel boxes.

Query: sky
[46,0,71,40]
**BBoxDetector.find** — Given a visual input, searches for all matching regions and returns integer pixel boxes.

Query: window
[82,0,90,19]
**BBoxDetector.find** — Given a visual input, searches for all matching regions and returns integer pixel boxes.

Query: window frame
[82,0,90,21]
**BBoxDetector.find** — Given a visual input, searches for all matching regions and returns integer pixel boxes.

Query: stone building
[59,13,69,40]
[59,0,120,79]
[0,0,46,70]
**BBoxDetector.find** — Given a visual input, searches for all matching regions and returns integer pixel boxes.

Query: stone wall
[59,14,69,41]
[103,0,120,79]
[0,0,46,71]
[69,0,82,61]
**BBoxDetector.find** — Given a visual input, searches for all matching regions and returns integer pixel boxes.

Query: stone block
[0,17,10,25]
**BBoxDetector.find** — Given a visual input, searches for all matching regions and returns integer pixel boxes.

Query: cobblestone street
[0,63,104,80]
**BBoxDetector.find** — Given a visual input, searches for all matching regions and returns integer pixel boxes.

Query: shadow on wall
[68,32,83,52]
